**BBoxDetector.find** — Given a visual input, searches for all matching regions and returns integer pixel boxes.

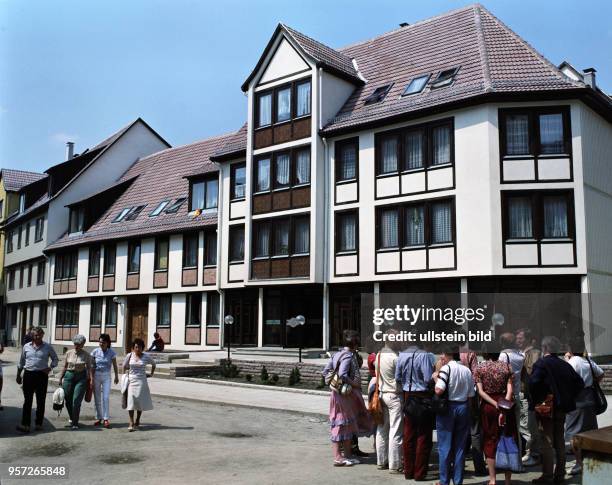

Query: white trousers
[93,371,111,420]
[376,392,403,470]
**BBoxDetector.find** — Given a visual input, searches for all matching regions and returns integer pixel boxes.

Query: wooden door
[126,297,149,352]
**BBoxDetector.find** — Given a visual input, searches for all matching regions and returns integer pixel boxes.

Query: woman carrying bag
[58,334,93,430]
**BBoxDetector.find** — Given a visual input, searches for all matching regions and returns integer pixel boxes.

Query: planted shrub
[220,361,240,378]
[271,373,280,384]
[260,365,269,382]
[288,367,302,386]
[245,374,253,382]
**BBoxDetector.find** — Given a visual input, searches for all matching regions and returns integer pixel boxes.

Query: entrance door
[126,295,149,352]
[225,289,258,346]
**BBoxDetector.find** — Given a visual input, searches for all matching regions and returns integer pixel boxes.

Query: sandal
[103,420,110,428]
[94,420,101,426]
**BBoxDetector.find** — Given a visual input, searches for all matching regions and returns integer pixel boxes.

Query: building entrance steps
[230,347,326,359]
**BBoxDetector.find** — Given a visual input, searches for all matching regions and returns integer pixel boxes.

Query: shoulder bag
[431,364,451,415]
[403,351,432,418]
[121,353,132,409]
[586,356,608,415]
[368,353,384,424]
[326,351,352,396]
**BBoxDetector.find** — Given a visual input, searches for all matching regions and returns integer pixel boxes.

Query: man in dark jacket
[529,336,584,484]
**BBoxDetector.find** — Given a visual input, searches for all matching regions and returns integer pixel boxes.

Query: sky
[1,0,611,172]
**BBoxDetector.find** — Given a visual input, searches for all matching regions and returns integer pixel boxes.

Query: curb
[175,377,332,396]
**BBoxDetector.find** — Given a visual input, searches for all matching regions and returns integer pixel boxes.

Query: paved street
[0,353,585,485]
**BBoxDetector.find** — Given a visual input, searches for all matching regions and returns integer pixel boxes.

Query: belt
[450,400,468,404]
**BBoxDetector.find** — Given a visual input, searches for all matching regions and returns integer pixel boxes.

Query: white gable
[258,37,310,85]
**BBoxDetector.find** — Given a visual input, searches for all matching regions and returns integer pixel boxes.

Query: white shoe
[346,458,360,465]
[568,464,582,475]
[522,454,540,466]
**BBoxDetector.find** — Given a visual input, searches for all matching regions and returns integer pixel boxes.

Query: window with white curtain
[276,87,291,122]
[254,223,270,257]
[256,158,271,192]
[337,140,357,182]
[205,179,218,209]
[380,136,398,174]
[295,149,310,185]
[293,217,309,254]
[507,196,533,238]
[258,93,272,127]
[505,114,530,155]
[229,225,244,262]
[405,205,425,246]
[273,221,290,256]
[405,131,424,170]
[231,164,246,200]
[501,108,568,157]
[275,153,290,188]
[543,195,568,238]
[431,201,452,243]
[432,126,451,165]
[337,212,357,253]
[539,114,564,154]
[296,81,311,117]
[380,209,399,248]
[190,178,217,210]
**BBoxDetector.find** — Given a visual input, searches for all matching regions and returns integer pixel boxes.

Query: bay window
[255,79,311,128]
[255,146,311,192]
[276,87,291,122]
[252,216,310,258]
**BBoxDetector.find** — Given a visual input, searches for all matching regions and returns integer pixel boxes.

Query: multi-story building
[45,5,612,355]
[3,119,169,345]
[0,169,46,343]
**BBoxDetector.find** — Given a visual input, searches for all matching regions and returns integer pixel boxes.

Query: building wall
[4,212,48,268]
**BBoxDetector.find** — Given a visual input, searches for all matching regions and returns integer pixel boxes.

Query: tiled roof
[321,4,585,134]
[1,169,46,192]
[46,133,234,250]
[210,123,247,161]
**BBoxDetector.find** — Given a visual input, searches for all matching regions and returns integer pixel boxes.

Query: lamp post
[287,315,306,363]
[224,314,234,363]
[491,312,504,343]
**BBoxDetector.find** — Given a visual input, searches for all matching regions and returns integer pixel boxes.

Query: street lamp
[224,314,234,363]
[287,315,306,363]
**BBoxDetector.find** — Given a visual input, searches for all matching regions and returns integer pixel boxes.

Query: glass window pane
[296,81,311,116]
[403,75,429,95]
[157,296,171,326]
[295,149,310,185]
[233,166,246,199]
[191,182,205,210]
[539,113,564,154]
[405,131,424,170]
[339,143,356,181]
[275,153,290,188]
[543,195,568,238]
[380,136,398,173]
[104,245,116,275]
[405,205,425,246]
[207,293,220,326]
[508,197,533,238]
[151,200,169,216]
[276,87,291,122]
[128,243,140,273]
[230,227,244,262]
[258,93,272,126]
[506,114,530,155]
[186,293,201,327]
[432,125,451,165]
[293,218,309,254]
[156,238,169,270]
[255,224,270,257]
[183,234,198,267]
[380,209,399,248]
[338,213,356,252]
[205,179,218,209]
[274,221,290,256]
[431,202,452,243]
[256,158,270,192]
[205,233,217,265]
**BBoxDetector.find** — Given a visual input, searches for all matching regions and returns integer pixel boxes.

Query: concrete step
[231,347,326,359]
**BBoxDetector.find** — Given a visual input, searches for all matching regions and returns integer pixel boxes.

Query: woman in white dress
[122,338,156,432]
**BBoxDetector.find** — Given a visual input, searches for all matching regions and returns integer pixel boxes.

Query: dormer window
[364,83,394,105]
[402,74,430,96]
[69,207,84,233]
[150,200,170,217]
[431,67,459,89]
[165,197,187,214]
[190,178,218,211]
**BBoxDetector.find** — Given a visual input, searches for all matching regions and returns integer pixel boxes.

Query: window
[90,298,103,327]
[0,199,3,218]
[69,207,84,233]
[229,225,244,262]
[6,230,13,252]
[103,244,116,275]
[253,216,310,258]
[190,178,218,211]
[403,74,430,96]
[504,191,573,241]
[56,299,80,327]
[39,302,47,327]
[254,223,270,258]
[150,200,170,216]
[37,261,45,285]
[155,237,169,271]
[431,67,459,89]
[25,222,30,246]
[376,198,455,250]
[19,193,25,213]
[27,264,32,286]
[125,205,146,221]
[34,217,44,241]
[204,232,217,266]
[113,207,131,222]
[255,157,271,192]
[231,164,246,200]
[54,252,77,280]
[89,245,101,277]
[295,148,310,185]
[186,293,201,327]
[19,266,23,288]
[376,119,453,175]
[273,220,290,256]
[336,138,358,182]
[17,226,22,249]
[257,92,272,127]
[293,217,309,254]
[296,80,311,117]
[336,211,357,253]
[157,295,171,327]
[105,297,117,327]
[165,197,187,214]
[8,269,14,290]
[183,233,199,268]
[364,83,393,105]
[127,241,141,273]
[207,292,220,327]
[274,153,291,189]
[255,147,311,192]
[500,107,570,157]
[276,86,291,122]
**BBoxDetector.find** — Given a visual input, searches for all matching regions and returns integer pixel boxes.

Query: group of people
[15,326,157,433]
[324,328,605,485]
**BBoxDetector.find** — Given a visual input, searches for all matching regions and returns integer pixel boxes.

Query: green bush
[260,365,269,382]
[288,367,302,386]
[220,361,240,378]
[245,374,253,382]
[271,373,280,384]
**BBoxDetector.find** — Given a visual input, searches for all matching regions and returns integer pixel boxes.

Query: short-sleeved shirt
[474,360,512,395]
[18,342,59,371]
[374,348,399,393]
[65,349,91,372]
[395,347,435,392]
[436,360,475,402]
[91,347,117,373]
[499,349,525,396]
[568,356,603,388]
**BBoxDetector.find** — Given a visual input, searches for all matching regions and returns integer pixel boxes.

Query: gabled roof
[209,123,247,162]
[320,4,608,135]
[46,132,235,250]
[241,23,364,92]
[0,169,46,192]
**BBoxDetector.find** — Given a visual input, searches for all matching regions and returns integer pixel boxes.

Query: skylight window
[125,205,146,221]
[112,207,132,223]
[364,83,394,105]
[402,74,431,96]
[165,197,187,214]
[431,67,460,89]
[150,200,170,217]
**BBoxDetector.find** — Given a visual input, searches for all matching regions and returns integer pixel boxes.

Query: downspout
[215,166,225,351]
[319,67,330,352]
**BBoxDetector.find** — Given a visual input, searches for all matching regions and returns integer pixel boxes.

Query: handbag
[326,351,352,396]
[121,353,131,409]
[368,353,384,424]
[84,378,93,403]
[535,393,554,418]
[495,433,522,472]
[431,365,451,415]
[403,351,432,418]
[586,357,608,415]
[498,398,515,412]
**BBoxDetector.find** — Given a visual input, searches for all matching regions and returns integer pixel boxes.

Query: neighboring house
[44,4,612,355]
[0,169,46,344]
[3,119,169,345]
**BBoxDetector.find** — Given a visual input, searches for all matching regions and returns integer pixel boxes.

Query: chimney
[65,141,74,160]
[583,68,597,89]
[399,22,409,27]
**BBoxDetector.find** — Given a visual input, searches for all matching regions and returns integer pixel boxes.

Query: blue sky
[1,0,610,172]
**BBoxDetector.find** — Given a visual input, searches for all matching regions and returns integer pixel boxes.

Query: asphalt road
[0,359,583,485]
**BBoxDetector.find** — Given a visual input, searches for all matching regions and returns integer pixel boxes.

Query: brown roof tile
[1,169,46,192]
[210,123,247,161]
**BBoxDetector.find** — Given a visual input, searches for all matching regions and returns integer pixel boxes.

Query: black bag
[587,357,608,415]
[403,351,432,418]
[431,365,451,415]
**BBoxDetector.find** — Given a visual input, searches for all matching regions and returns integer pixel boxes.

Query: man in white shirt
[499,332,525,462]
[434,348,475,485]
